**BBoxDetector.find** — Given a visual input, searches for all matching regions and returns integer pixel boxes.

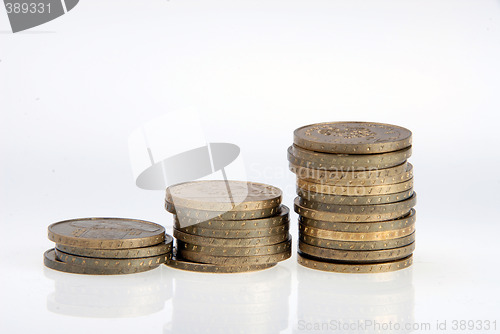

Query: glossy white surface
[1,1,499,333]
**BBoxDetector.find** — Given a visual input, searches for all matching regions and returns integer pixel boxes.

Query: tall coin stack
[288,122,416,273]
[44,218,173,275]
[164,180,292,273]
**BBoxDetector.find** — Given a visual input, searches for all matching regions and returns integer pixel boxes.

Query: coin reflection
[164,265,291,334]
[296,265,414,333]
[44,266,173,318]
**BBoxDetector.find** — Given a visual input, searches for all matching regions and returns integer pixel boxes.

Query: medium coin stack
[288,122,416,273]
[164,180,292,273]
[44,218,173,275]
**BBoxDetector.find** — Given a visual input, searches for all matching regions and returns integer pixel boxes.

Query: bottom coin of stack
[44,218,173,275]
[163,180,292,273]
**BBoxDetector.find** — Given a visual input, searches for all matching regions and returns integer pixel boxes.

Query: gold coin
[54,249,170,269]
[165,180,282,211]
[299,232,416,250]
[297,178,413,196]
[298,241,415,262]
[291,163,413,186]
[297,253,413,273]
[297,188,414,205]
[167,202,280,221]
[55,236,173,259]
[177,223,289,239]
[44,249,161,275]
[288,145,412,171]
[174,205,289,229]
[293,122,412,154]
[178,248,292,265]
[174,229,289,247]
[164,256,276,273]
[299,223,415,241]
[177,237,292,257]
[294,194,416,222]
[298,209,416,232]
[48,218,165,249]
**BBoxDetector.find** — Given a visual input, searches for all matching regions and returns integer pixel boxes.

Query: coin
[293,122,412,154]
[178,248,292,265]
[174,205,289,229]
[167,202,280,221]
[177,223,289,239]
[55,249,170,268]
[294,194,416,222]
[297,178,413,196]
[48,218,166,249]
[297,253,413,273]
[297,188,414,205]
[289,162,409,182]
[299,232,416,250]
[288,145,412,171]
[298,209,416,232]
[292,163,413,186]
[166,180,282,211]
[164,256,276,273]
[55,236,173,259]
[177,237,292,257]
[43,249,161,275]
[298,241,415,262]
[174,229,290,247]
[299,224,415,241]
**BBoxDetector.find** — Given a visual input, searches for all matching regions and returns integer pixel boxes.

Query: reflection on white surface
[164,265,291,334]
[44,266,173,318]
[296,265,414,334]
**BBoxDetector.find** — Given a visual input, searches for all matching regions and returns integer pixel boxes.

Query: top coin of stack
[44,218,173,275]
[288,122,416,273]
[164,180,292,273]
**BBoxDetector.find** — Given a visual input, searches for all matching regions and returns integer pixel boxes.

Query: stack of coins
[44,218,173,275]
[288,122,416,273]
[164,180,292,273]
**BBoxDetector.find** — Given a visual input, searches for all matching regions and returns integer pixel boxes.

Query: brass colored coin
[297,178,413,196]
[294,194,416,222]
[299,232,416,250]
[164,256,276,273]
[298,241,415,262]
[54,249,170,269]
[299,223,415,241]
[174,205,289,230]
[297,253,413,273]
[293,122,412,154]
[298,209,416,232]
[177,223,289,239]
[43,249,160,275]
[165,180,282,211]
[297,188,414,205]
[178,248,292,265]
[55,236,173,259]
[48,218,165,249]
[177,237,292,257]
[289,162,409,182]
[288,145,412,171]
[167,202,280,221]
[174,229,290,247]
[292,163,413,186]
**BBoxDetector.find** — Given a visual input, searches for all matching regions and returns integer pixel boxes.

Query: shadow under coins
[44,266,173,318]
[163,265,292,334]
[295,265,415,334]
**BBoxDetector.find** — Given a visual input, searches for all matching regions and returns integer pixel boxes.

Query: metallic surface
[299,223,415,241]
[173,229,289,247]
[178,248,292,265]
[164,256,276,273]
[296,188,414,205]
[297,178,413,196]
[299,232,416,250]
[48,218,165,249]
[167,202,280,221]
[177,223,289,239]
[293,122,412,154]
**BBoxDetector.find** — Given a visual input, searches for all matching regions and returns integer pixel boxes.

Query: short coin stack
[44,218,173,275]
[164,180,291,273]
[288,122,416,273]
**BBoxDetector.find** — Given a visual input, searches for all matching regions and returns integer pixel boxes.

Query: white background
[1,0,500,333]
